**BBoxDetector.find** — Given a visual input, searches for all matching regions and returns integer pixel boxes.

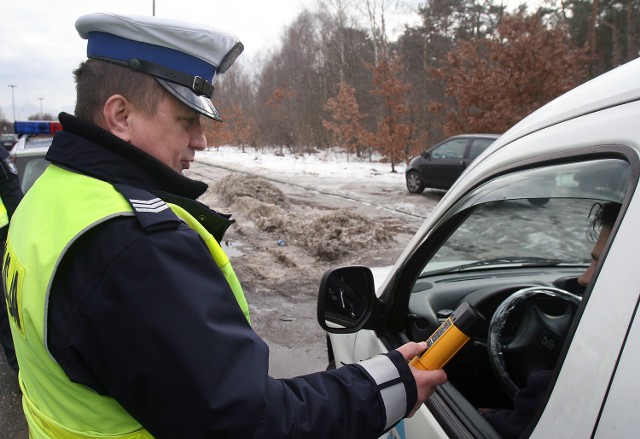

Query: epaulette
[151,190,235,243]
[114,183,182,233]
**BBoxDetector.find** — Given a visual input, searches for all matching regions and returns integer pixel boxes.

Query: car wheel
[406,171,425,194]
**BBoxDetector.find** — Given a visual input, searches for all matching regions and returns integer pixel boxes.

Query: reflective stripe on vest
[168,202,249,323]
[0,196,8,229]
[3,165,248,438]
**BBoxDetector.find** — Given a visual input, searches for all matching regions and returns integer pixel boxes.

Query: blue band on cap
[86,32,217,82]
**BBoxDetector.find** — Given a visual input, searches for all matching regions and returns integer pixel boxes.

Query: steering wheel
[487,286,581,399]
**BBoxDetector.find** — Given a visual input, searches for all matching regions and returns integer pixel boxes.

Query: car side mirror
[421,150,431,159]
[317,266,376,334]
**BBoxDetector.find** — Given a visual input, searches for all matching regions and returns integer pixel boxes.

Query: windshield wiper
[424,256,576,276]
[453,256,566,271]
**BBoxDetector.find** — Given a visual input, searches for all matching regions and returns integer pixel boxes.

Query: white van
[318,57,640,438]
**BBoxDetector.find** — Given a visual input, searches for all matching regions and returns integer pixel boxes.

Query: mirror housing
[317,266,377,334]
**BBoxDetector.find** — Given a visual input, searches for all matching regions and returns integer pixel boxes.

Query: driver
[481,201,621,438]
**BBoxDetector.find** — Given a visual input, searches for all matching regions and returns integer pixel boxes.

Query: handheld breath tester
[409,302,485,371]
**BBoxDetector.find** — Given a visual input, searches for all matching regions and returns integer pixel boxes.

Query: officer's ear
[102,95,133,142]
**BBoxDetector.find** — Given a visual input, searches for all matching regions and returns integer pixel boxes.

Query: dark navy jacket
[44,113,417,439]
[0,145,23,238]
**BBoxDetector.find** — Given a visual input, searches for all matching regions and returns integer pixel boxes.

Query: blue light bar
[14,120,62,135]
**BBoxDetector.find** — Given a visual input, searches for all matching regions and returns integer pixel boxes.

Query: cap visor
[156,79,221,121]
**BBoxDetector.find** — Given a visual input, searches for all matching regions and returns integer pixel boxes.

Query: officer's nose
[190,119,207,151]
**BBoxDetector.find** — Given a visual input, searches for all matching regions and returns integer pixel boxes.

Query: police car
[318,57,640,438]
[11,120,60,193]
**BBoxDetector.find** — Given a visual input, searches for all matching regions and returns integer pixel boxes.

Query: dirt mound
[213,174,391,261]
[299,210,390,260]
[229,196,291,233]
[214,173,289,208]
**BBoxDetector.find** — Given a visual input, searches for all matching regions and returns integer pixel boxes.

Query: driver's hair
[73,59,163,124]
[587,202,621,242]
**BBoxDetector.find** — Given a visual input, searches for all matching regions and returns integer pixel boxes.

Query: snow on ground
[195,146,423,262]
[196,145,409,197]
[194,145,442,223]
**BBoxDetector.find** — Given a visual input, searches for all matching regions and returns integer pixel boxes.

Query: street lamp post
[8,84,17,122]
[38,97,44,118]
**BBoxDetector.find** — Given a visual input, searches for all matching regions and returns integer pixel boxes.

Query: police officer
[3,13,446,438]
[0,145,23,374]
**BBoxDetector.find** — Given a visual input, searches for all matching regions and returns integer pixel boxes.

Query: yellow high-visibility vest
[3,164,248,438]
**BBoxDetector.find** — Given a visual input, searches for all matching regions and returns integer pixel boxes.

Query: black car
[405,134,500,193]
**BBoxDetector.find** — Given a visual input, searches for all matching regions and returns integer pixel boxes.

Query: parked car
[12,138,51,193]
[405,134,499,193]
[0,133,18,150]
[10,120,60,193]
[318,58,640,438]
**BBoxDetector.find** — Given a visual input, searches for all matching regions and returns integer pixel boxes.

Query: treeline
[206,0,639,170]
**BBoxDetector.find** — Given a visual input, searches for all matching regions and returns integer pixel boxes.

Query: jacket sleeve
[48,218,417,439]
[0,147,23,219]
[254,349,417,438]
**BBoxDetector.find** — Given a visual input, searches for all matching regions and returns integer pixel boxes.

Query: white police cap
[75,12,244,121]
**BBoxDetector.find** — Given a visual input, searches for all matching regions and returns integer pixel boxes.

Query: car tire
[406,171,425,194]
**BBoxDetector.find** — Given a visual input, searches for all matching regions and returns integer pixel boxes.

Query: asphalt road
[0,354,26,438]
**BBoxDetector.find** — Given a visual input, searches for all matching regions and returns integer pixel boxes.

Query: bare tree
[253,10,327,151]
[0,108,12,134]
[319,0,355,83]
[357,0,406,62]
[627,0,638,60]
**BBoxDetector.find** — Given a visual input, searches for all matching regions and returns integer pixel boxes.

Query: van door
[592,299,640,437]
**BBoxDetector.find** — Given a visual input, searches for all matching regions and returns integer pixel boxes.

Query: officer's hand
[396,342,448,417]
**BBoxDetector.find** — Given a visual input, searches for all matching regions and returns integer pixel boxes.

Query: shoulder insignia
[130,197,170,214]
[114,184,181,232]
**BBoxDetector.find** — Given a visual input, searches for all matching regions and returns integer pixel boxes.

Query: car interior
[398,156,631,435]
[318,153,635,437]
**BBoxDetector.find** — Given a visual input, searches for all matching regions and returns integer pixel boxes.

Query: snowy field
[198,146,408,195]
[195,146,442,223]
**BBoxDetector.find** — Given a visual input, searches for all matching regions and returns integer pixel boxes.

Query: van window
[423,159,629,274]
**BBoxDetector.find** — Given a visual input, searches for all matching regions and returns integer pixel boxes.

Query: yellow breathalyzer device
[409,302,485,371]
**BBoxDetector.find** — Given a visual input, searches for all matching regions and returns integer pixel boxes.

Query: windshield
[24,137,53,149]
[422,159,630,275]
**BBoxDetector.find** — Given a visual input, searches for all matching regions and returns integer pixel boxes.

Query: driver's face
[578,225,612,287]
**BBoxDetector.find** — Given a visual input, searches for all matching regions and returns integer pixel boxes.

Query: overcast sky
[1,0,536,122]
